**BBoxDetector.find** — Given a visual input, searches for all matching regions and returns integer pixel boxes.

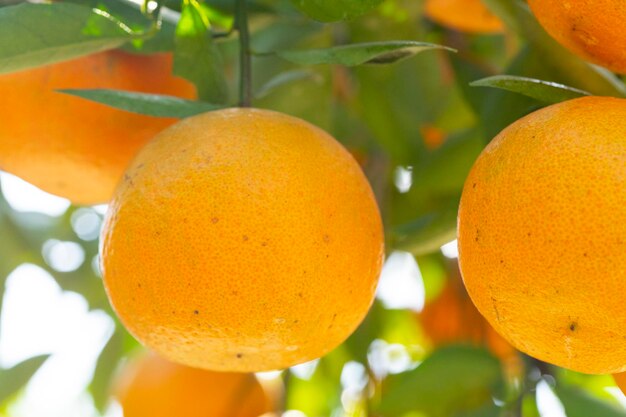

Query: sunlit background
[0,171,624,417]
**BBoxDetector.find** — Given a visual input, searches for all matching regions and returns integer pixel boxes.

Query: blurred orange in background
[420,124,447,150]
[419,260,521,376]
[114,353,271,417]
[424,0,504,34]
[0,50,195,205]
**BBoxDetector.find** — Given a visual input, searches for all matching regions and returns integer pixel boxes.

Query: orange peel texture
[458,96,626,374]
[101,108,385,372]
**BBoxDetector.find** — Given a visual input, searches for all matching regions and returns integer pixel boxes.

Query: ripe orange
[0,50,196,205]
[424,0,503,34]
[115,353,270,417]
[101,108,385,372]
[458,96,626,374]
[419,261,519,373]
[528,0,626,74]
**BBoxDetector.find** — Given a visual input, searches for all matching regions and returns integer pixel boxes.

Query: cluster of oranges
[2,0,626,414]
[453,0,626,392]
[1,35,384,417]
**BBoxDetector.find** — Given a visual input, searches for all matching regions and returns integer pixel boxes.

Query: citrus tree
[1,0,626,416]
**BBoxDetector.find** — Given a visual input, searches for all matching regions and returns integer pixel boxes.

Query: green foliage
[63,0,177,53]
[521,393,540,417]
[557,369,621,404]
[276,40,454,66]
[392,196,459,256]
[286,354,345,416]
[0,355,49,404]
[471,75,591,104]
[89,328,123,413]
[0,3,133,74]
[376,346,505,417]
[290,0,383,22]
[456,404,503,417]
[58,89,223,117]
[174,0,229,103]
[555,385,626,417]
[255,69,320,98]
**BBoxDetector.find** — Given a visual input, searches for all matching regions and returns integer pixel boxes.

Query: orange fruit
[528,0,626,74]
[101,108,385,372]
[420,124,447,150]
[458,96,626,374]
[424,0,503,34]
[115,353,270,417]
[0,50,196,205]
[420,261,519,373]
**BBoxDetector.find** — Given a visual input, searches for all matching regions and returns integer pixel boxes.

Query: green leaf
[349,24,459,163]
[250,19,323,52]
[392,197,459,256]
[276,41,455,67]
[0,355,49,403]
[64,0,178,54]
[455,404,503,417]
[471,75,591,104]
[521,392,541,417]
[286,352,346,417]
[450,48,543,142]
[0,192,39,283]
[410,128,484,196]
[290,0,383,22]
[0,198,110,311]
[0,206,25,319]
[345,303,425,364]
[555,384,626,417]
[58,89,222,118]
[90,328,124,413]
[255,70,321,98]
[376,345,504,417]
[556,369,620,404]
[174,1,228,104]
[344,302,386,363]
[201,0,278,15]
[0,3,135,75]
[0,221,22,281]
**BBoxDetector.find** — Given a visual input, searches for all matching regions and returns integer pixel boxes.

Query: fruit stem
[235,0,252,107]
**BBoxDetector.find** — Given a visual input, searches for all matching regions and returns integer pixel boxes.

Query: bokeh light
[376,251,425,312]
[42,240,86,273]
[0,173,70,216]
[71,209,102,241]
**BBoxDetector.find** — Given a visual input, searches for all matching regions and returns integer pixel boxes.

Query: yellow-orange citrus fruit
[528,0,626,74]
[0,51,196,205]
[424,0,503,34]
[101,108,385,372]
[115,353,270,417]
[458,96,626,374]
[614,373,626,396]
